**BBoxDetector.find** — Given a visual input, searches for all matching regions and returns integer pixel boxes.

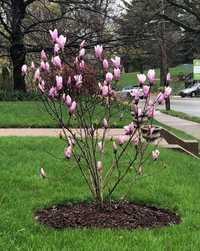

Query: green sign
[193,59,200,80]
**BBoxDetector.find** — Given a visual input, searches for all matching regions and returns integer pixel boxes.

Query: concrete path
[155,111,200,140]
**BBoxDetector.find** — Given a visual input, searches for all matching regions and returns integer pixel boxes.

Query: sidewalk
[155,111,200,140]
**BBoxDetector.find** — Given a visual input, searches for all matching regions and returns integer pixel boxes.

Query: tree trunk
[10,1,26,92]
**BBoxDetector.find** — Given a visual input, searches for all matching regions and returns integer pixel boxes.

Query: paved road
[160,97,200,117]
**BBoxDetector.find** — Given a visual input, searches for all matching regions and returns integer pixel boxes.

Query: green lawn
[0,137,200,250]
[0,101,132,128]
[119,64,191,94]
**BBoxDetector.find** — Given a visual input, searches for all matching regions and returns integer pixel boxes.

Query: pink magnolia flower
[157,92,165,104]
[147,105,155,118]
[79,48,85,57]
[66,95,72,107]
[147,69,156,84]
[103,59,109,70]
[41,50,47,61]
[64,145,73,159]
[137,74,146,85]
[80,40,85,48]
[67,76,72,85]
[40,167,46,178]
[56,76,63,90]
[102,85,109,97]
[62,93,66,102]
[143,85,150,97]
[52,56,62,68]
[112,141,118,153]
[54,43,60,54]
[131,89,140,102]
[116,135,126,145]
[124,122,135,135]
[45,62,50,72]
[49,29,58,42]
[34,68,41,81]
[164,86,172,98]
[49,86,57,98]
[97,161,103,172]
[56,34,66,49]
[98,141,104,153]
[114,68,121,80]
[74,74,82,87]
[111,56,121,68]
[94,45,103,59]
[69,101,77,114]
[79,60,85,70]
[40,60,46,71]
[31,61,35,70]
[38,80,45,93]
[103,118,108,129]
[21,64,28,76]
[166,72,171,82]
[152,149,160,160]
[106,72,113,82]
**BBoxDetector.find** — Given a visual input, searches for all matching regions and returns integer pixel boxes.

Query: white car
[117,85,144,98]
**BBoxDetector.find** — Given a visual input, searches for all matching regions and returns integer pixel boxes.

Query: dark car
[179,83,200,97]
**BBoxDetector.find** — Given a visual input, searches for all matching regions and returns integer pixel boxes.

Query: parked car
[183,73,198,88]
[117,85,144,99]
[179,82,200,97]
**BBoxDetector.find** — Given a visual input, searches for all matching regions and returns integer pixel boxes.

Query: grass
[119,64,191,94]
[0,137,200,250]
[0,101,132,128]
[161,109,200,124]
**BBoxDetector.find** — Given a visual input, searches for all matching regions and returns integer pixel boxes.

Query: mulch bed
[35,201,181,230]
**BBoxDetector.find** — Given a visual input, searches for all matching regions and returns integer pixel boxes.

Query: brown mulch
[35,201,181,230]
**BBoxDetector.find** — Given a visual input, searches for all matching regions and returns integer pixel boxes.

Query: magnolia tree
[22,29,171,208]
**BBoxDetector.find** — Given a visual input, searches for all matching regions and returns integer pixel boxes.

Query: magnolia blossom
[74,74,82,87]
[79,48,85,57]
[21,64,28,76]
[157,92,165,104]
[38,80,45,93]
[41,50,47,61]
[34,68,41,81]
[124,122,135,135]
[94,45,103,59]
[40,167,46,178]
[111,56,121,68]
[116,135,126,145]
[40,61,46,71]
[52,56,62,68]
[164,86,172,98]
[166,72,171,82]
[56,76,63,90]
[152,149,160,160]
[147,69,156,84]
[54,43,60,54]
[45,62,50,72]
[114,68,121,80]
[49,29,58,42]
[56,34,66,49]
[143,85,150,97]
[147,105,155,118]
[49,86,57,98]
[31,61,35,70]
[103,59,109,70]
[80,40,85,48]
[97,161,103,172]
[102,85,109,97]
[131,89,140,102]
[137,74,146,85]
[66,95,72,107]
[112,141,118,153]
[103,118,108,129]
[69,101,77,114]
[105,72,113,82]
[79,60,85,70]
[64,145,73,159]
[98,141,104,153]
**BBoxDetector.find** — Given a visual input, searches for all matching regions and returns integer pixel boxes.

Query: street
[160,97,200,117]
